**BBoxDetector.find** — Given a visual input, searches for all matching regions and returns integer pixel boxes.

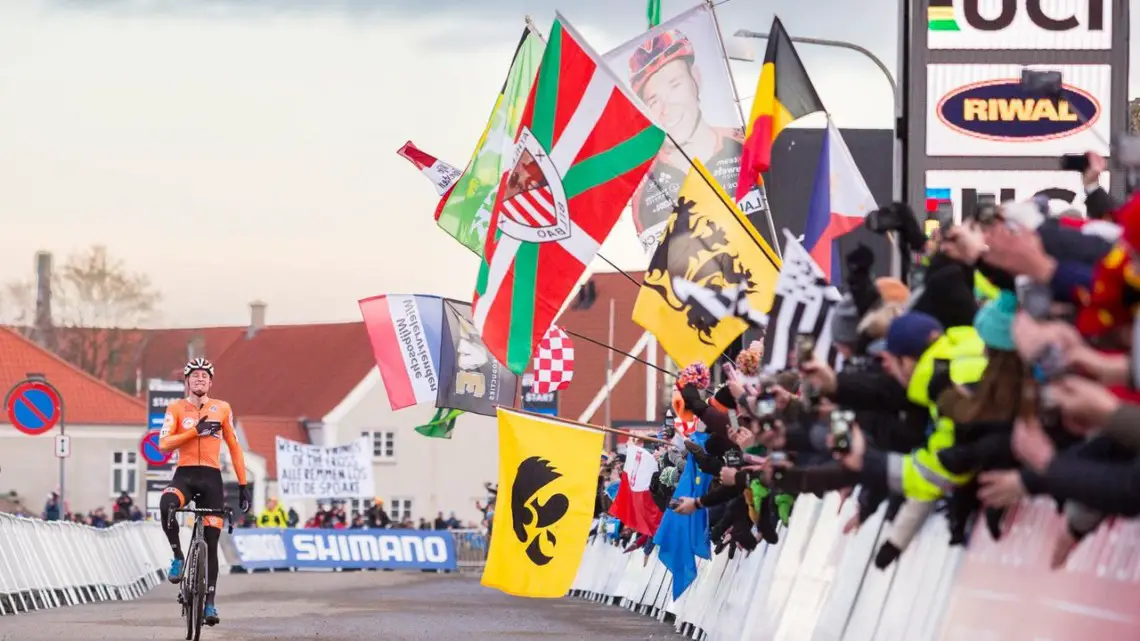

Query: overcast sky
[0,0,1136,327]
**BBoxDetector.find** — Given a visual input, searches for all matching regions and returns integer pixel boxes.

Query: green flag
[435,28,544,256]
[648,0,661,28]
[415,408,465,439]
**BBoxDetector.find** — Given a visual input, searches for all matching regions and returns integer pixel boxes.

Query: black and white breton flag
[670,230,844,373]
[761,230,844,371]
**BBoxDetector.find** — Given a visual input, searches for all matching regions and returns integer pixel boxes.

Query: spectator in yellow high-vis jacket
[257,497,288,528]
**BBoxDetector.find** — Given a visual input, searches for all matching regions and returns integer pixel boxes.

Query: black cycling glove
[239,485,252,514]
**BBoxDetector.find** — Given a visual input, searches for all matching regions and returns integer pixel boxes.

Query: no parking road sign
[139,430,172,466]
[5,379,62,436]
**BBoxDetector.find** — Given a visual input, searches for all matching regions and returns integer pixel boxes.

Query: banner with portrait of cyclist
[604,4,770,256]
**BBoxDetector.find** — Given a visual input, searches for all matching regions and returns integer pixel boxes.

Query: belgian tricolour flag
[735,17,826,203]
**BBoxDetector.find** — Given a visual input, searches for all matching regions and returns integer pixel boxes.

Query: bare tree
[4,246,161,391]
[1132,98,1139,133]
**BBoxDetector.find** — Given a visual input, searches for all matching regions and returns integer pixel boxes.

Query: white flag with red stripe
[397,141,462,196]
[608,443,662,536]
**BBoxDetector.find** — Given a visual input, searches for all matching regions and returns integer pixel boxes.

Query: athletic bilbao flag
[397,141,462,196]
[609,443,662,536]
[473,14,666,374]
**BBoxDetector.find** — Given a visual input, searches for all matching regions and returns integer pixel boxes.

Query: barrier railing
[451,529,489,572]
[570,492,1140,641]
[0,513,171,616]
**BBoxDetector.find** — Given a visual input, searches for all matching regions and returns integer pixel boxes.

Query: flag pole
[604,298,616,449]
[705,0,783,261]
[507,407,670,445]
[563,328,673,375]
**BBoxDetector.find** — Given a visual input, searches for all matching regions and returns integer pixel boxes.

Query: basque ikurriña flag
[473,14,666,374]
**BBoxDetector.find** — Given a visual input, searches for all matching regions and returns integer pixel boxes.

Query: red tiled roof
[239,415,310,480]
[136,327,245,382]
[0,328,146,426]
[557,271,668,426]
[209,322,375,419]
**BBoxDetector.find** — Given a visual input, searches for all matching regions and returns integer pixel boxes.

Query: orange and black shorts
[163,466,225,528]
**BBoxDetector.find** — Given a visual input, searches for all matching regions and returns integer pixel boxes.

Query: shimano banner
[228,528,457,571]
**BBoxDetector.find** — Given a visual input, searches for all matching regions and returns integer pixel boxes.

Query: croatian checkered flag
[530,325,575,394]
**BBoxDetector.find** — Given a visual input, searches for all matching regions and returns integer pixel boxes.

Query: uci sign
[927,0,1113,50]
[937,79,1100,142]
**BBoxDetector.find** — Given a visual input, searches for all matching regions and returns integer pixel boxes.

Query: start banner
[229,528,457,571]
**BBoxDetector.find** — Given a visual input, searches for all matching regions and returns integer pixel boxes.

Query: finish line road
[0,571,681,641]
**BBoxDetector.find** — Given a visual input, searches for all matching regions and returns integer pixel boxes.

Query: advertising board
[926,169,1109,222]
[926,64,1112,157]
[926,0,1113,50]
[938,499,1140,640]
[905,1,1129,211]
[228,528,457,571]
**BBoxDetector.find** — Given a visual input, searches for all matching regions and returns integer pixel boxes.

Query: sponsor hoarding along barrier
[228,528,458,571]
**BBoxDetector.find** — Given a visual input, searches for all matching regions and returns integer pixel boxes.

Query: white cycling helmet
[184,358,215,378]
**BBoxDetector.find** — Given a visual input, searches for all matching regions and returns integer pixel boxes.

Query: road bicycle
[170,505,234,641]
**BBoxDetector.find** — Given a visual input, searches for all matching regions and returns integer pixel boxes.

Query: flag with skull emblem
[436,299,519,416]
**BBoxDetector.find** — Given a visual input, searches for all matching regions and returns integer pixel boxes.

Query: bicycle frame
[172,506,233,641]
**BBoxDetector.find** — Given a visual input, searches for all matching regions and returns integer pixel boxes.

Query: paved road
[0,571,681,640]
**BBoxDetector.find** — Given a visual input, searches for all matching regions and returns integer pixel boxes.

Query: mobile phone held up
[830,410,855,455]
[796,333,816,366]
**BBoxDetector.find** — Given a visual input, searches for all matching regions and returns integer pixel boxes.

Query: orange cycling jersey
[159,398,248,485]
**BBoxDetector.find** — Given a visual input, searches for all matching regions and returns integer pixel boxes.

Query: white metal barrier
[570,492,1140,641]
[0,514,172,616]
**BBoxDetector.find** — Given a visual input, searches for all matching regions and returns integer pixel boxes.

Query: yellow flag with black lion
[633,158,782,367]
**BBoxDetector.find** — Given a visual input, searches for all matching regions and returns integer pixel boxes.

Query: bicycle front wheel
[192,537,207,641]
[183,545,196,641]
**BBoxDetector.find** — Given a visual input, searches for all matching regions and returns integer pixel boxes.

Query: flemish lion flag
[735,16,825,202]
[473,14,666,374]
[634,158,781,367]
[481,408,604,598]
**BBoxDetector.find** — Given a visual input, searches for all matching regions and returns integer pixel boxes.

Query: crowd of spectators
[593,153,1140,575]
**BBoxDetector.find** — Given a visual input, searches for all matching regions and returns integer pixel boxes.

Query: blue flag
[654,432,712,600]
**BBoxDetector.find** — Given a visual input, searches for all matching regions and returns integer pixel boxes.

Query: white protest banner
[275,436,375,499]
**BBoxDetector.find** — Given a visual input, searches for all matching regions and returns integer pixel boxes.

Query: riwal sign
[927,0,1113,50]
[926,169,1110,222]
[229,528,457,571]
[927,64,1111,156]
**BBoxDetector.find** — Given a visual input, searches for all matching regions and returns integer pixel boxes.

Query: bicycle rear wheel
[182,544,196,641]
[192,536,207,641]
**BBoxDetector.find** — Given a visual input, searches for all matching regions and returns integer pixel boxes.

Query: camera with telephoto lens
[743,394,778,432]
[830,410,855,455]
[722,449,744,470]
[865,202,910,234]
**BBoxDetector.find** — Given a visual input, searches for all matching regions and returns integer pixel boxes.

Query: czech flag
[735,16,825,203]
[803,118,877,283]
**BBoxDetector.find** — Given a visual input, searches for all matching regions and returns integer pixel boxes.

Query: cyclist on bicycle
[159,357,251,626]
